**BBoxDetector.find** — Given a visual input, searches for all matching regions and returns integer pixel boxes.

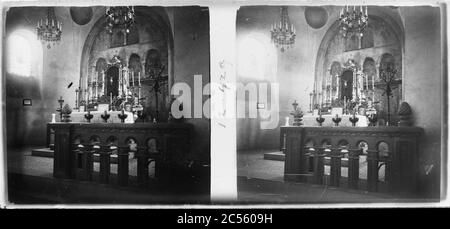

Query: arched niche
[363,57,376,86]
[95,58,107,81]
[105,65,119,97]
[79,6,174,108]
[145,49,162,79]
[128,53,142,75]
[330,61,341,99]
[315,6,404,96]
[379,53,396,72]
[315,7,404,117]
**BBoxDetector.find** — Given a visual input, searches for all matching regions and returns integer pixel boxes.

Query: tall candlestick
[102,71,105,95]
[132,71,135,87]
[336,75,340,100]
[372,74,375,102]
[138,86,141,102]
[138,72,141,86]
[365,74,369,95]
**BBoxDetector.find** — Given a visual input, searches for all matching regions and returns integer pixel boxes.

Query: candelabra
[105,6,136,45]
[84,110,93,123]
[118,109,128,123]
[290,100,304,126]
[75,87,80,109]
[332,114,342,126]
[36,7,62,49]
[56,96,64,121]
[349,112,359,126]
[101,110,110,123]
[338,5,368,37]
[270,6,296,52]
[316,112,325,126]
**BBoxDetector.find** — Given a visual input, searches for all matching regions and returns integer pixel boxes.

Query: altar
[302,114,368,127]
[70,111,135,123]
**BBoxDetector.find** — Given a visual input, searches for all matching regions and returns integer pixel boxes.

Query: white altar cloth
[70,111,135,123]
[302,114,368,127]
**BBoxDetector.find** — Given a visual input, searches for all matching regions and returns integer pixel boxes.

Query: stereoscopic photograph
[3,5,211,204]
[236,5,444,203]
[0,0,448,209]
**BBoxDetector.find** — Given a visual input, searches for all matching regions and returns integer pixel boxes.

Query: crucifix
[148,65,167,122]
[379,64,401,126]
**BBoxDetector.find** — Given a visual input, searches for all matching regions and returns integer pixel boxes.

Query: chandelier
[270,6,296,52]
[105,6,136,34]
[36,7,62,49]
[338,5,368,37]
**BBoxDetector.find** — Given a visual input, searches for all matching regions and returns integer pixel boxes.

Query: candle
[366,6,368,15]
[344,96,347,109]
[285,117,289,126]
[372,73,375,102]
[102,71,105,95]
[132,72,135,87]
[138,72,141,86]
[336,75,340,100]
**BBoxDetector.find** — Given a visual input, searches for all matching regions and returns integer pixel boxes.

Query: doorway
[106,66,119,97]
[340,70,353,101]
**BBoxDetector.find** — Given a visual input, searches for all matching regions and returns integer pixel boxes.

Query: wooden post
[329,148,342,187]
[82,145,94,181]
[137,148,149,186]
[52,124,75,179]
[367,149,379,192]
[380,153,392,193]
[348,149,361,189]
[99,146,111,184]
[117,147,129,186]
[313,147,325,185]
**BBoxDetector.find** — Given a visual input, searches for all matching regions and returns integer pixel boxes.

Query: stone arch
[145,49,162,78]
[314,8,404,95]
[128,53,142,75]
[79,6,174,103]
[363,57,377,90]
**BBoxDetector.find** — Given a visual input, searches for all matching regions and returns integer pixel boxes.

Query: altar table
[302,114,368,127]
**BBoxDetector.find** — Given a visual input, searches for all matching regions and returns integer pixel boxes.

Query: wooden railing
[281,126,423,195]
[50,123,194,189]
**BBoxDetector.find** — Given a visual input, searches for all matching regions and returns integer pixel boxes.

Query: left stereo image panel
[3,5,211,205]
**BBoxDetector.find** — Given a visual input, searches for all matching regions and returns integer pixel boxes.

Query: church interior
[4,6,211,204]
[236,5,444,202]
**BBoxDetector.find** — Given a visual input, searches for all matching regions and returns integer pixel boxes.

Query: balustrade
[281,126,423,195]
[50,122,192,189]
